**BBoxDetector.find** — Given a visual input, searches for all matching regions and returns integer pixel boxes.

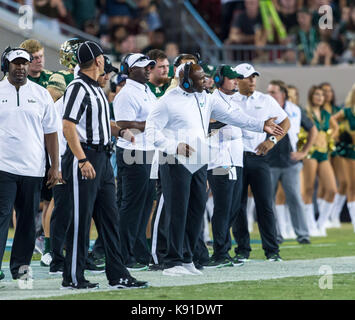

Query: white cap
[234,63,260,79]
[7,49,32,62]
[127,53,155,68]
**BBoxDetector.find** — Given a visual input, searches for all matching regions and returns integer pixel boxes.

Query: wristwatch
[268,136,278,145]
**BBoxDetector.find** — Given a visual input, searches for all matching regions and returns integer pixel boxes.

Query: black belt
[244,151,257,156]
[81,142,114,153]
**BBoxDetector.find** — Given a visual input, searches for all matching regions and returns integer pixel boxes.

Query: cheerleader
[302,85,338,236]
[331,84,355,232]
[320,82,347,228]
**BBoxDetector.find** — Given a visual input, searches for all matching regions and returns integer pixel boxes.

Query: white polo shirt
[283,100,301,152]
[0,78,58,177]
[233,91,287,153]
[113,79,156,150]
[145,86,265,157]
[208,89,244,169]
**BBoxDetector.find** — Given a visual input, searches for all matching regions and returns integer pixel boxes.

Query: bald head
[179,63,205,93]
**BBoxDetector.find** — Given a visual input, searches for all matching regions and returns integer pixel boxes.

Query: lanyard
[193,93,207,138]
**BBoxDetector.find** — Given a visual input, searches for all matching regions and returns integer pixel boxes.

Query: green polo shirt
[147,80,171,98]
[27,69,53,88]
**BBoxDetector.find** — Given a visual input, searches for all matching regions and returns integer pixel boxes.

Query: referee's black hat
[76,41,103,64]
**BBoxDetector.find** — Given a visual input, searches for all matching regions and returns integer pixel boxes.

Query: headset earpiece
[1,46,12,73]
[182,62,194,91]
[1,47,33,74]
[214,64,226,88]
[120,53,133,75]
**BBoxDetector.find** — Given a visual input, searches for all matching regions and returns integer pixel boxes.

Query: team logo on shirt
[1,99,7,103]
[27,99,36,103]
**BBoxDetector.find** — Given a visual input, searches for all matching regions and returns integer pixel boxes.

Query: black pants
[150,177,170,265]
[232,153,279,258]
[160,163,208,268]
[192,225,210,266]
[61,147,129,285]
[207,166,243,260]
[0,171,42,278]
[50,183,73,270]
[116,147,155,266]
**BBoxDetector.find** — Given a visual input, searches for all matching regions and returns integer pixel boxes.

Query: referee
[61,41,148,289]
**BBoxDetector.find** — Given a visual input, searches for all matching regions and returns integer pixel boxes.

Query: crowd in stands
[10,0,355,65]
[196,0,355,65]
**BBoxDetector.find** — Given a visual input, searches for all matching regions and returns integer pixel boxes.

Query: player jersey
[27,69,53,88]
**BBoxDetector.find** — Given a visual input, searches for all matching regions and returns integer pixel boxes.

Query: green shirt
[312,109,331,132]
[147,81,171,98]
[27,69,53,88]
[47,70,74,97]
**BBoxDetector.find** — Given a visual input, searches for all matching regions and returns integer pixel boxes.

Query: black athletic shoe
[194,262,204,270]
[298,238,311,244]
[126,263,149,271]
[61,279,99,290]
[205,257,233,269]
[109,276,149,289]
[233,253,249,265]
[148,264,164,271]
[87,251,105,267]
[0,270,4,281]
[85,260,105,274]
[267,253,283,262]
[49,265,64,275]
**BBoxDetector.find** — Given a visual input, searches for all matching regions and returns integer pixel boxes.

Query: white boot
[317,200,334,236]
[247,197,255,233]
[284,206,297,239]
[347,201,355,233]
[304,203,321,237]
[317,198,326,219]
[329,194,346,228]
[275,204,288,239]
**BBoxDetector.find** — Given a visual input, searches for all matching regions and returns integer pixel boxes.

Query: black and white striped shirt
[63,71,111,145]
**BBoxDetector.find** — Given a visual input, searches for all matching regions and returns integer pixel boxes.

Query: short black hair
[79,59,95,70]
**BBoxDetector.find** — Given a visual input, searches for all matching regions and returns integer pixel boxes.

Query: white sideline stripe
[151,194,164,265]
[72,157,79,286]
[1,256,355,300]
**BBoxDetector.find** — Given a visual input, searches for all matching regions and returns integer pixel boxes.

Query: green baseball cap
[221,65,242,79]
[201,63,216,77]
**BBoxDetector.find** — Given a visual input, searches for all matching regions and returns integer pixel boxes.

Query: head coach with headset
[113,53,157,271]
[145,62,285,276]
[61,41,147,289]
[0,47,59,281]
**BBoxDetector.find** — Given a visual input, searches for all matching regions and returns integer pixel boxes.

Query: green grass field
[42,273,355,300]
[5,223,351,300]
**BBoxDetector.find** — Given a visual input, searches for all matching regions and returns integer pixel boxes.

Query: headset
[213,64,226,88]
[120,54,151,75]
[1,46,33,74]
[119,53,134,75]
[173,52,200,67]
[181,62,194,91]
